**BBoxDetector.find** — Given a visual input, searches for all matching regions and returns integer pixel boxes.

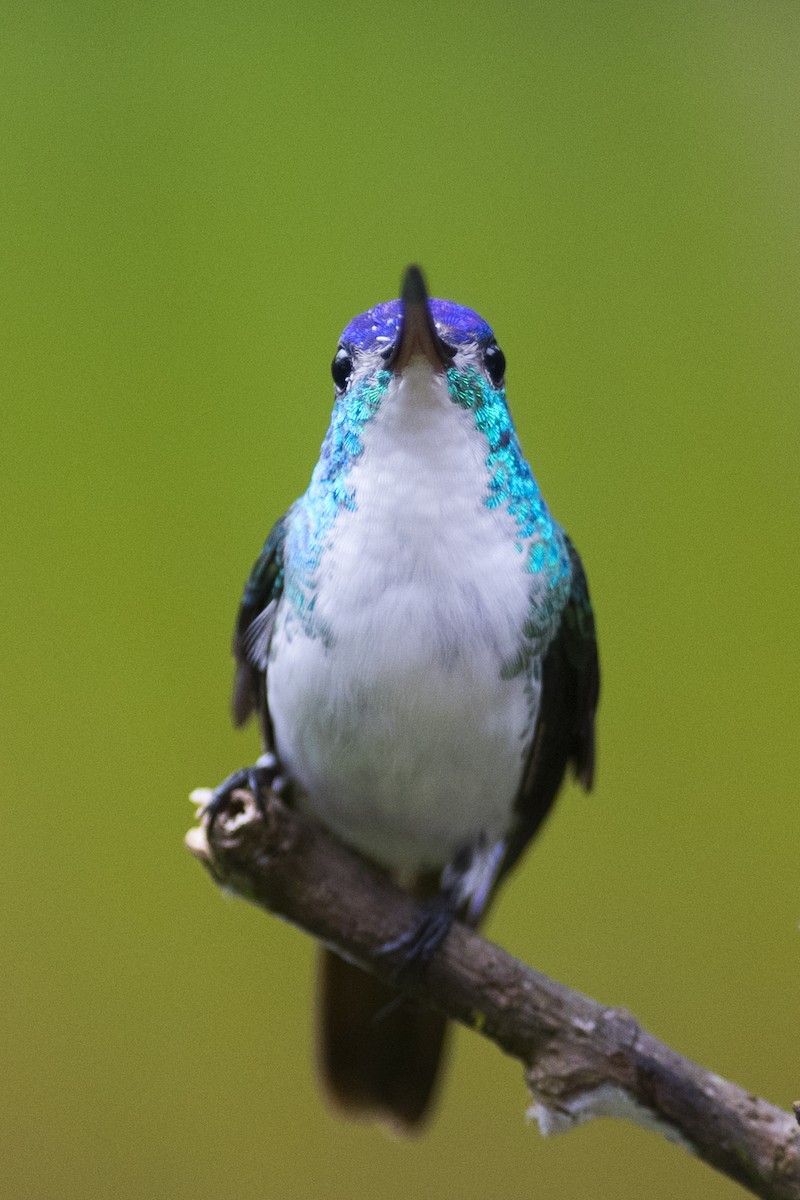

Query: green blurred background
[3,2,798,1197]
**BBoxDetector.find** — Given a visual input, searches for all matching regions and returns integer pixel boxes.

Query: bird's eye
[484,341,506,388]
[331,346,353,392]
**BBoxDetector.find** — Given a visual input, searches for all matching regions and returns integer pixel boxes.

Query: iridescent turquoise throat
[284,365,570,641]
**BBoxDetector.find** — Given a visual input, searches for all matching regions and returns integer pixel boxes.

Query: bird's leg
[200,753,285,834]
[376,837,507,983]
[375,894,457,984]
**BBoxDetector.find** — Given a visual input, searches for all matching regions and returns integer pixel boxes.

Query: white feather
[267,362,538,872]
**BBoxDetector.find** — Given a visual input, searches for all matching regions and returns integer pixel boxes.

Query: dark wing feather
[500,535,600,882]
[231,511,289,747]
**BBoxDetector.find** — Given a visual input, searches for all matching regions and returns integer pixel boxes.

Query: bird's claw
[200,753,281,834]
[376,897,455,984]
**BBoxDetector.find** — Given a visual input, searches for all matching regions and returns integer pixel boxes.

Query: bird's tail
[317,948,448,1133]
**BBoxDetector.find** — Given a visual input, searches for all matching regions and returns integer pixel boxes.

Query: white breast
[267,365,538,872]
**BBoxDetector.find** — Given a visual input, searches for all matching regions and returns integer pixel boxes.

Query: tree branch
[185,786,800,1198]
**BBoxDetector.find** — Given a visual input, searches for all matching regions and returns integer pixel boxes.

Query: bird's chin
[390,358,451,414]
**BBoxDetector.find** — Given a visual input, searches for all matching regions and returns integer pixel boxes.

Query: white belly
[267,369,538,871]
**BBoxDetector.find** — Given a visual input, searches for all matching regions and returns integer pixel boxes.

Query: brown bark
[186,786,800,1198]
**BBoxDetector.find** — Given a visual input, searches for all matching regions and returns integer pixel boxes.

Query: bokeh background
[3,3,798,1197]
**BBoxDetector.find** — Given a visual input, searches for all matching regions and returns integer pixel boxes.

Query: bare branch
[185,787,800,1199]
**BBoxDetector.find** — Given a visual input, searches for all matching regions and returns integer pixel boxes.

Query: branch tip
[186,786,800,1200]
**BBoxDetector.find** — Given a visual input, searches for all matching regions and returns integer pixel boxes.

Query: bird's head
[330,265,508,423]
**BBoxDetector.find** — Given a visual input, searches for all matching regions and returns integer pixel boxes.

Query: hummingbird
[209,265,599,1132]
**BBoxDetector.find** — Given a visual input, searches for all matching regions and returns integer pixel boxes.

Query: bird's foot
[198,753,284,835]
[376,896,455,984]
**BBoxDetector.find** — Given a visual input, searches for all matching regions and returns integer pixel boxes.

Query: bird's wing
[500,535,600,882]
[230,510,290,748]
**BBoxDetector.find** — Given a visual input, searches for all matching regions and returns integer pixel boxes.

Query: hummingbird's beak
[388,265,455,374]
